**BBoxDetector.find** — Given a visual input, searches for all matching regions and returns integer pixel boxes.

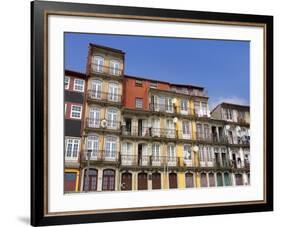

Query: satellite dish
[193,146,199,152]
[173,117,178,123]
[100,119,108,128]
[172,98,177,104]
[236,126,241,131]
[225,125,230,130]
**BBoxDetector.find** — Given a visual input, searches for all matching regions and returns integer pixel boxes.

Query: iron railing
[86,118,121,129]
[81,150,119,162]
[87,90,122,103]
[91,63,123,76]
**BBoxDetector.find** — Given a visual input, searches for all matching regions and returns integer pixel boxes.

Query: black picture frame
[31,0,273,226]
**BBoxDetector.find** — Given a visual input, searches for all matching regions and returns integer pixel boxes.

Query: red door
[138,173,148,190]
[152,172,161,189]
[169,173,177,189]
[121,172,132,190]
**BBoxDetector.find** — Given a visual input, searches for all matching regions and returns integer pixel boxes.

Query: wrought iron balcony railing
[87,90,122,103]
[121,126,178,139]
[86,118,121,130]
[196,132,229,143]
[120,155,180,167]
[81,150,119,162]
[91,63,123,76]
[149,103,195,115]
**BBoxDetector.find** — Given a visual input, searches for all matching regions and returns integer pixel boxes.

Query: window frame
[135,97,143,109]
[73,78,85,92]
[65,138,80,161]
[64,76,70,89]
[70,104,82,119]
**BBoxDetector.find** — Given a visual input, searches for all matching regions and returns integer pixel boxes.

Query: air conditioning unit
[100,119,108,128]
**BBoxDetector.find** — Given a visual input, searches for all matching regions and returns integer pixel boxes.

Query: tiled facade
[64,43,250,193]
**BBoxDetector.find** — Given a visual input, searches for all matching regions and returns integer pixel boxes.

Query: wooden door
[102,169,115,191]
[138,173,148,190]
[200,173,207,187]
[235,174,243,185]
[169,173,177,189]
[152,172,161,189]
[83,169,97,191]
[185,173,194,188]
[121,172,132,190]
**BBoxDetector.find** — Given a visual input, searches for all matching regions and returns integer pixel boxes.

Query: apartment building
[80,43,125,192]
[64,43,250,192]
[64,70,86,192]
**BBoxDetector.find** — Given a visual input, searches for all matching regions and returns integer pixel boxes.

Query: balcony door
[152,143,160,166]
[107,108,118,129]
[166,119,175,138]
[138,143,148,166]
[91,80,102,99]
[121,142,133,165]
[89,107,100,128]
[108,83,119,102]
[182,121,191,139]
[93,56,104,73]
[104,136,117,161]
[167,144,176,166]
[87,135,99,160]
[151,118,160,137]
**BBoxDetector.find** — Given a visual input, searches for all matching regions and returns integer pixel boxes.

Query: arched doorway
[200,173,207,187]
[152,172,161,189]
[235,173,243,185]
[138,172,148,190]
[121,172,132,190]
[83,168,98,191]
[169,172,177,189]
[185,172,194,188]
[102,169,115,191]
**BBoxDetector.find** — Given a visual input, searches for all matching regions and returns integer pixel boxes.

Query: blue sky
[65,33,250,109]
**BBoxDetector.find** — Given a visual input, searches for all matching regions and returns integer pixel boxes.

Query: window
[202,102,207,116]
[70,105,82,119]
[121,142,133,165]
[110,60,120,75]
[64,76,70,89]
[90,80,102,99]
[105,136,117,160]
[65,138,80,160]
[102,169,115,191]
[166,119,175,138]
[73,79,84,92]
[135,98,143,109]
[135,79,142,87]
[167,144,176,163]
[108,83,119,102]
[152,143,160,161]
[86,135,99,158]
[203,124,210,140]
[159,96,165,111]
[150,81,157,88]
[199,146,206,162]
[224,108,233,120]
[183,144,192,160]
[166,97,173,112]
[93,56,104,72]
[88,107,100,128]
[196,123,203,139]
[206,146,212,162]
[181,99,188,112]
[182,121,190,139]
[194,101,200,115]
[107,108,118,128]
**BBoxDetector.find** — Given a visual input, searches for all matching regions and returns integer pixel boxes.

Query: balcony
[86,118,121,131]
[120,155,180,167]
[87,90,122,105]
[89,64,123,79]
[196,132,228,144]
[81,150,119,164]
[121,126,177,140]
[149,103,195,116]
